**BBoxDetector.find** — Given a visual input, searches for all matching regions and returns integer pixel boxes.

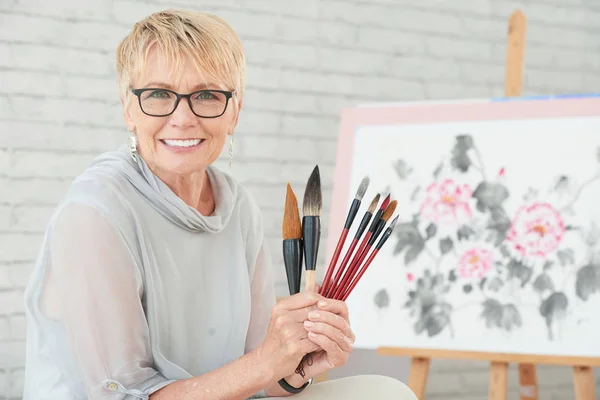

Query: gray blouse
[22,146,276,399]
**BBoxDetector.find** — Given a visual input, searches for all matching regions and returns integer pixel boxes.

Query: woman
[22,9,416,400]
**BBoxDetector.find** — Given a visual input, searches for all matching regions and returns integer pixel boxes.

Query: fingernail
[304,321,315,328]
[318,300,327,308]
[308,311,320,320]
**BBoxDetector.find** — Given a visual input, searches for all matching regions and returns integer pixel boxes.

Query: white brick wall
[1,0,600,398]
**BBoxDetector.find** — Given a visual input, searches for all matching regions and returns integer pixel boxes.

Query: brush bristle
[368,194,380,213]
[382,200,397,221]
[302,165,322,217]
[355,176,370,201]
[388,215,399,230]
[380,194,391,210]
[283,183,302,239]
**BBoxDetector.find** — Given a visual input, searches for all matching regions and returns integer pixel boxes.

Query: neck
[151,165,215,215]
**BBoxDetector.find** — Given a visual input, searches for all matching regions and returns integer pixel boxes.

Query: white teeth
[163,139,202,147]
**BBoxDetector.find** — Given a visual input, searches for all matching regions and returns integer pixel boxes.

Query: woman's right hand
[258,291,323,379]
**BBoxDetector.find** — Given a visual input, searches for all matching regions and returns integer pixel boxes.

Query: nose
[169,97,198,128]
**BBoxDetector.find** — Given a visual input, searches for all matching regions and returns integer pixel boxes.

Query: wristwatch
[278,377,313,394]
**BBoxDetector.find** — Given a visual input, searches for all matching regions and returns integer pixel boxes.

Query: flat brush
[320,176,370,296]
[302,165,322,292]
[323,193,379,297]
[342,215,399,301]
[332,200,397,300]
[325,194,390,297]
[282,183,303,295]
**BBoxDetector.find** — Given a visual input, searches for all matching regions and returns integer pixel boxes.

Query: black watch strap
[278,377,312,394]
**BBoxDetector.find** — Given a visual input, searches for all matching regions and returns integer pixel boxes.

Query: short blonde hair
[115,9,245,104]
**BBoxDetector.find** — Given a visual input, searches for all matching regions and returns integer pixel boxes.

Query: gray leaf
[450,134,474,173]
[433,161,444,179]
[552,175,572,194]
[410,186,421,201]
[533,273,555,294]
[394,159,413,180]
[425,223,437,240]
[414,318,425,334]
[439,237,454,255]
[543,260,554,271]
[374,289,390,309]
[557,249,575,266]
[425,312,450,337]
[405,245,424,265]
[487,276,504,292]
[472,182,510,212]
[394,222,426,265]
[501,304,522,331]
[507,259,533,287]
[486,207,511,245]
[457,225,476,241]
[480,298,503,329]
[575,264,600,301]
[539,292,569,331]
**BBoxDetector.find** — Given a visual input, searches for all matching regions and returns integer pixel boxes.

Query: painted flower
[506,203,565,260]
[420,179,473,225]
[457,246,494,279]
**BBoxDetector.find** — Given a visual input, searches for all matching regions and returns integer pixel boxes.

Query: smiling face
[123,48,240,178]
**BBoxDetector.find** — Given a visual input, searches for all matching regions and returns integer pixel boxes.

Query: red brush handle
[331,237,372,300]
[324,237,359,297]
[342,248,379,301]
[319,229,349,295]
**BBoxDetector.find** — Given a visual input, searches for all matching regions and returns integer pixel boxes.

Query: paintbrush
[324,194,390,297]
[341,215,399,301]
[322,193,380,297]
[320,176,370,296]
[282,183,303,295]
[332,200,397,300]
[302,165,322,292]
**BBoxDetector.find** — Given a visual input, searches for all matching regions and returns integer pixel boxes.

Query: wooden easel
[377,9,599,400]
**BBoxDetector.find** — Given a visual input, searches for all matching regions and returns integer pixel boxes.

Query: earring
[128,132,138,163]
[228,134,235,169]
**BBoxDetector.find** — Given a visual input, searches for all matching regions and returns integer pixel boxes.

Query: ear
[121,96,136,132]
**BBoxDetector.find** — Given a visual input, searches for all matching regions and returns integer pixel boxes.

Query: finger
[316,299,349,321]
[304,321,353,353]
[307,310,354,342]
[307,332,347,366]
[276,291,324,311]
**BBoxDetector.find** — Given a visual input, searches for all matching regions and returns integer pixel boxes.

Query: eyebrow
[143,82,218,91]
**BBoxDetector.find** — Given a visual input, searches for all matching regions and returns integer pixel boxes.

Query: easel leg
[573,366,595,400]
[408,357,430,399]
[518,364,538,400]
[488,362,508,400]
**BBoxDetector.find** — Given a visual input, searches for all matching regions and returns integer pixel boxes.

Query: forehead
[133,46,225,91]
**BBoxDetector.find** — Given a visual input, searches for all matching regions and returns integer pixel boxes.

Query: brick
[8,314,25,341]
[7,96,122,127]
[356,27,425,55]
[1,177,72,206]
[233,0,321,18]
[459,62,505,85]
[0,266,9,290]
[0,233,43,262]
[460,15,507,42]
[0,121,124,152]
[0,290,24,315]
[1,0,115,20]
[246,65,281,90]
[7,367,25,398]
[10,150,96,179]
[0,147,10,173]
[244,89,320,115]
[280,114,339,138]
[112,0,176,25]
[0,340,26,369]
[6,43,113,77]
[243,39,320,71]
[7,263,34,289]
[425,82,493,99]
[426,37,494,61]
[525,69,584,93]
[390,56,462,81]
[0,316,8,340]
[0,204,11,230]
[235,110,281,135]
[11,205,55,232]
[527,25,598,50]
[317,21,359,47]
[319,47,392,75]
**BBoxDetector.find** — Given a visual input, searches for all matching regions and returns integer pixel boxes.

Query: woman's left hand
[301,298,355,376]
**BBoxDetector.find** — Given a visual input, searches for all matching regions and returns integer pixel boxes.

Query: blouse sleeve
[47,202,175,399]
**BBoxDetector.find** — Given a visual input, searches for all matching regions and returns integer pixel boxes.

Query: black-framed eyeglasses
[131,88,234,118]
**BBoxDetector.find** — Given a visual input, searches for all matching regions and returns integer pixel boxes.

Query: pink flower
[407,273,414,282]
[457,247,494,279]
[506,203,565,259]
[420,179,473,225]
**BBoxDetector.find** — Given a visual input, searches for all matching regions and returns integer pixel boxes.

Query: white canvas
[344,116,600,357]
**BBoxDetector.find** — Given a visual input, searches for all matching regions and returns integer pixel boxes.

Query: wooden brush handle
[305,270,317,292]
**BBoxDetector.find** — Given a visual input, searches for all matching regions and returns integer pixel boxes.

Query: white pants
[268,375,418,399]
